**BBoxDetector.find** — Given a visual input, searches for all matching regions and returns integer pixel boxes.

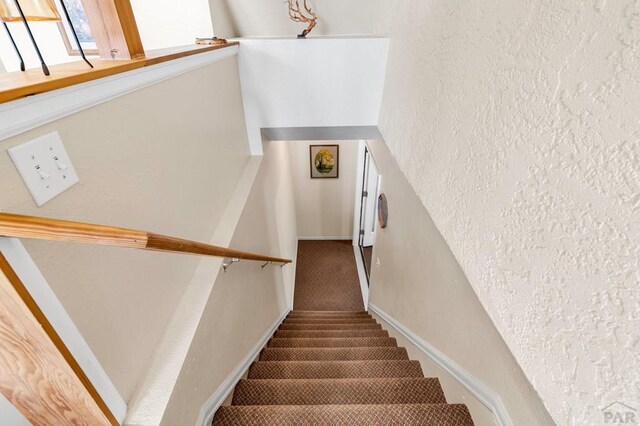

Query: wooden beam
[0,43,238,104]
[81,0,144,60]
[112,0,145,59]
[0,254,115,425]
[0,59,144,104]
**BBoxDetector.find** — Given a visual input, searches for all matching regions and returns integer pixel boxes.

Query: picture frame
[310,145,339,179]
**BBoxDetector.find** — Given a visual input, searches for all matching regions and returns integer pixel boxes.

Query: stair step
[213,403,474,426]
[283,318,377,324]
[267,337,397,348]
[232,378,446,406]
[279,323,382,330]
[289,310,369,315]
[288,312,372,319]
[248,360,423,379]
[259,347,409,361]
[274,329,388,338]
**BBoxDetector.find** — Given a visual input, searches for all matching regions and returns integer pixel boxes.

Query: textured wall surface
[0,58,250,401]
[377,1,640,424]
[161,141,296,426]
[366,139,553,425]
[288,141,358,238]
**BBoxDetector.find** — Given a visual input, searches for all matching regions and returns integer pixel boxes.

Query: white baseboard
[297,236,352,240]
[197,309,290,426]
[289,239,299,310]
[352,245,369,308]
[368,304,512,426]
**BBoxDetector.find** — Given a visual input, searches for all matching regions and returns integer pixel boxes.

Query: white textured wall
[377,1,640,424]
[0,58,250,401]
[366,139,553,425]
[288,141,358,238]
[209,0,382,38]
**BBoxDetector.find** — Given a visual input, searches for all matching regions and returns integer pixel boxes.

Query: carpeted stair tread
[213,403,474,426]
[283,318,378,324]
[278,323,383,330]
[287,312,372,319]
[286,315,373,320]
[259,347,410,361]
[268,337,397,348]
[232,378,446,406]
[289,310,370,315]
[212,243,475,425]
[274,329,389,338]
[247,360,423,379]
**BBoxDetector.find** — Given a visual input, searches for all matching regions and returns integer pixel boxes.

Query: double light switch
[8,132,79,207]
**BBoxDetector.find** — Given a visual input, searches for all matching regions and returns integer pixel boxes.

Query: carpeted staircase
[212,310,474,425]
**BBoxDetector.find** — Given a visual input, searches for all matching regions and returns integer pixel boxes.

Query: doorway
[355,142,380,286]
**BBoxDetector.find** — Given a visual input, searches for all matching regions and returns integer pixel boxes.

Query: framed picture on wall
[310,145,339,179]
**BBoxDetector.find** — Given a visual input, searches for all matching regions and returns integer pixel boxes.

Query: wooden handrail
[0,213,292,264]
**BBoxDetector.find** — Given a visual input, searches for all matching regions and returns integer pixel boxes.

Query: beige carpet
[293,240,364,311]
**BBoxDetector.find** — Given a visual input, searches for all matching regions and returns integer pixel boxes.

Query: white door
[361,151,380,247]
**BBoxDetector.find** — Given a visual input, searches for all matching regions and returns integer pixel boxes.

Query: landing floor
[293,240,364,311]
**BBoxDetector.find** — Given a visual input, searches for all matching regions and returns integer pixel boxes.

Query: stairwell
[212,241,475,425]
[212,310,475,424]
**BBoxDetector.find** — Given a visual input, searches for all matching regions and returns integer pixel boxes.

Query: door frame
[351,140,382,307]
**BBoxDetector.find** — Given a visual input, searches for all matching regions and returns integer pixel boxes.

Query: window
[129,0,213,51]
[0,0,217,73]
[0,0,234,104]
[0,0,86,72]
[56,0,98,56]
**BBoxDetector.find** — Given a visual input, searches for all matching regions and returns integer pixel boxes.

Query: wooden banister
[0,213,292,264]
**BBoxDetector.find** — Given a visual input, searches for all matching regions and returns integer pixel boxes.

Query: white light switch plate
[8,132,79,207]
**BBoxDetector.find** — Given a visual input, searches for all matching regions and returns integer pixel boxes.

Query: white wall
[0,394,30,426]
[0,21,80,72]
[366,139,553,425]
[209,0,383,38]
[236,37,389,154]
[0,57,250,402]
[376,1,640,424]
[287,140,358,239]
[160,140,297,426]
[131,0,214,50]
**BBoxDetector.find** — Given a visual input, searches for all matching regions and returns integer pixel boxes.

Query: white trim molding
[297,236,352,241]
[0,46,238,143]
[352,244,369,308]
[0,237,127,423]
[289,239,299,310]
[352,140,367,244]
[197,309,290,426]
[368,304,513,426]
